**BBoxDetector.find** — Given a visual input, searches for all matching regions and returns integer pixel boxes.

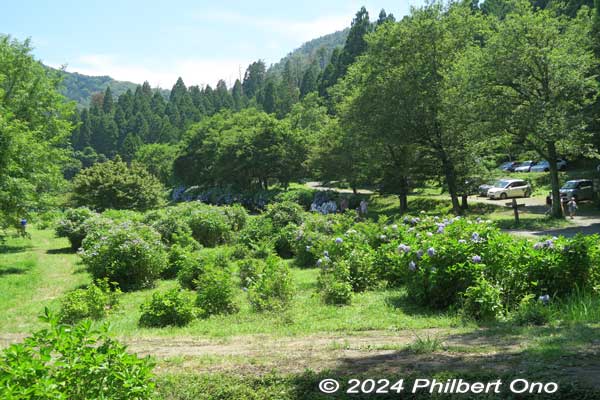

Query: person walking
[359,199,368,217]
[567,197,578,219]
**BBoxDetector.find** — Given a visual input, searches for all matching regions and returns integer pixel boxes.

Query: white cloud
[197,11,350,42]
[56,54,250,89]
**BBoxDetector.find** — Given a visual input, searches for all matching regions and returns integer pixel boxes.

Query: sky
[2,0,426,89]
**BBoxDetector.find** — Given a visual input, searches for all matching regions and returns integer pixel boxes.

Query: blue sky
[2,0,425,88]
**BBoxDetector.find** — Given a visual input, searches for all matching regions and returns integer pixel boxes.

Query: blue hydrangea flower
[427,247,436,257]
[472,255,482,263]
[471,232,480,242]
[539,294,550,304]
[335,237,343,244]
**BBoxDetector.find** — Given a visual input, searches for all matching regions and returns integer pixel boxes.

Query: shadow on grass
[0,244,32,254]
[384,293,453,318]
[46,247,75,254]
[0,259,36,276]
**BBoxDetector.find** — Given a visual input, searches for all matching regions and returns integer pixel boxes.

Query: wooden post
[512,198,519,225]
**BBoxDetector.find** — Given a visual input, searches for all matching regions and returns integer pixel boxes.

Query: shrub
[320,277,353,306]
[59,279,120,324]
[177,248,229,290]
[512,294,552,326]
[317,258,353,305]
[196,265,239,316]
[238,258,265,288]
[0,309,155,399]
[187,206,232,247]
[145,209,198,249]
[55,207,96,250]
[163,244,197,279]
[264,201,305,229]
[247,256,294,312]
[274,224,297,258]
[222,204,248,231]
[80,222,167,291]
[71,157,165,211]
[237,215,274,247]
[273,188,315,209]
[462,277,503,321]
[139,288,197,327]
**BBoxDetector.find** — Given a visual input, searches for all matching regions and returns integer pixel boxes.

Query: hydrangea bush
[80,222,167,291]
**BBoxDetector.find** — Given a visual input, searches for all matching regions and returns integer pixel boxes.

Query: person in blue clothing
[19,218,28,237]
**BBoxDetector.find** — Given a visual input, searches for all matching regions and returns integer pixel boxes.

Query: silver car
[487,179,532,199]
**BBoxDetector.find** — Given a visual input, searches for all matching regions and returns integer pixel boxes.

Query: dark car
[478,182,494,196]
[498,161,519,172]
[560,179,594,202]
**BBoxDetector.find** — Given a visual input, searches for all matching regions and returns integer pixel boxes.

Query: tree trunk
[547,141,563,218]
[398,175,409,214]
[440,153,461,215]
[461,194,469,210]
[352,186,358,195]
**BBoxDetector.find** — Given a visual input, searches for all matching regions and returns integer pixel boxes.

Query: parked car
[487,179,532,199]
[530,159,568,172]
[498,161,520,172]
[478,182,495,196]
[513,160,537,173]
[560,179,594,201]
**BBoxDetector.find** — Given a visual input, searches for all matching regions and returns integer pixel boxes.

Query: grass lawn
[2,227,600,398]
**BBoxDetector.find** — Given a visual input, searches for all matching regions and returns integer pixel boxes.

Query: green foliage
[0,36,73,230]
[133,143,179,186]
[247,256,295,312]
[55,207,96,250]
[196,264,239,317]
[177,248,229,290]
[273,188,315,210]
[59,279,120,324]
[174,109,307,190]
[80,222,167,291]
[238,258,264,288]
[144,208,198,248]
[187,205,232,247]
[237,216,274,247]
[264,201,305,229]
[71,157,165,211]
[512,294,553,326]
[222,204,248,231]
[462,277,504,321]
[139,288,197,327]
[274,223,298,258]
[164,244,198,279]
[0,309,155,399]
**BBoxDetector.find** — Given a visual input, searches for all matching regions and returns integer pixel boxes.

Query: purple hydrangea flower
[409,261,417,271]
[397,244,411,254]
[472,255,482,263]
[427,247,436,257]
[471,232,480,242]
[533,242,543,250]
[335,237,343,244]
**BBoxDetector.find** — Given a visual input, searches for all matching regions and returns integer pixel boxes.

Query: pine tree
[242,60,266,98]
[102,87,114,114]
[300,63,319,98]
[261,79,277,114]
[232,79,244,111]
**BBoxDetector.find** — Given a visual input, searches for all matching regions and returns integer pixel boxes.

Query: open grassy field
[2,226,600,398]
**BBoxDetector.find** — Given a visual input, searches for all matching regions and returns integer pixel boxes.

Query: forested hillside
[44,66,158,108]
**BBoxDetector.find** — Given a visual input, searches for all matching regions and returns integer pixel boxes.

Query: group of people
[309,196,369,217]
